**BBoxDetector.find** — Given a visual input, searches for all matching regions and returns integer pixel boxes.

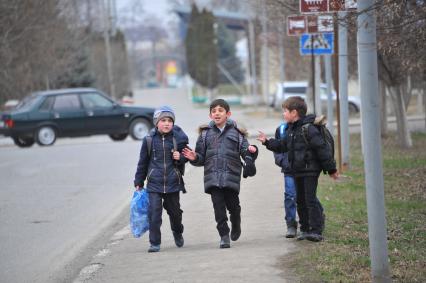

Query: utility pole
[314,54,322,116]
[248,20,258,99]
[357,1,391,282]
[325,54,334,135]
[338,11,349,170]
[261,2,270,105]
[102,0,116,99]
[278,22,285,84]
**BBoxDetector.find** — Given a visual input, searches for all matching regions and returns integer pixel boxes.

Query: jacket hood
[198,119,247,136]
[149,125,188,144]
[302,114,316,125]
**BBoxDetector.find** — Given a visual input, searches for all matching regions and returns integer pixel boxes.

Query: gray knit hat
[153,106,175,126]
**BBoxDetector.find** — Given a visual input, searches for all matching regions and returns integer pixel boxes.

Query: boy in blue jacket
[134,106,189,253]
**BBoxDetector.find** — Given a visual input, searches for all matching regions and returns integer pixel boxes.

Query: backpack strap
[301,124,310,145]
[146,135,153,157]
[172,136,177,152]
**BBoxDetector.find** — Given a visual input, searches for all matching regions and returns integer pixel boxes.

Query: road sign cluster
[288,0,356,55]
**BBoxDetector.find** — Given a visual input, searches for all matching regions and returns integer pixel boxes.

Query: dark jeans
[210,187,241,237]
[294,176,324,234]
[148,192,183,246]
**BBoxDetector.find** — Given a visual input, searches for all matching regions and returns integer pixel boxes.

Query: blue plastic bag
[130,189,149,238]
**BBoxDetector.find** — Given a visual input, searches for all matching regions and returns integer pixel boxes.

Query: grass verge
[288,132,426,283]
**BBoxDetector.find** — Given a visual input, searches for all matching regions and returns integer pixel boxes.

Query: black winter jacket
[265,115,336,177]
[191,120,249,194]
[134,125,189,193]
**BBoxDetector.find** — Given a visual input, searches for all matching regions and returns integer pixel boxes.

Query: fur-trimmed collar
[198,119,247,136]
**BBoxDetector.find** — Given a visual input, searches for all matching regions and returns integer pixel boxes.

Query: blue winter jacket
[134,125,189,193]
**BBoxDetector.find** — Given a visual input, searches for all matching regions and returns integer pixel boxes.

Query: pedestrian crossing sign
[300,33,334,55]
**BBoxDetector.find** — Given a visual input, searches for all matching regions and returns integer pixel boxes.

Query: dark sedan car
[0,88,155,147]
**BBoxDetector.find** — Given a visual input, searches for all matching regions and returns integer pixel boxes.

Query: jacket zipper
[162,135,166,193]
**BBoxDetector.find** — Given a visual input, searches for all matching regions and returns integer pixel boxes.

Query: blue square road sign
[300,33,334,55]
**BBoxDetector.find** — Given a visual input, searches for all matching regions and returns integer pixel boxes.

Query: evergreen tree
[217,21,244,84]
[185,5,218,90]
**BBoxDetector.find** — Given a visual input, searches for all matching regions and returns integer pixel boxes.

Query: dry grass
[282,132,426,283]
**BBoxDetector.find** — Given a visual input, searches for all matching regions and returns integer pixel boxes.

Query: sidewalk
[73,138,298,283]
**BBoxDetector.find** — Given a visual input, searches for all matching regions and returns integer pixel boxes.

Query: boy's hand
[248,145,257,153]
[330,171,339,180]
[182,147,196,161]
[256,131,267,144]
[172,150,180,160]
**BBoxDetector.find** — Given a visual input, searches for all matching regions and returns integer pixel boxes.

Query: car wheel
[348,103,359,115]
[129,118,151,140]
[13,137,35,148]
[109,133,128,141]
[35,126,57,146]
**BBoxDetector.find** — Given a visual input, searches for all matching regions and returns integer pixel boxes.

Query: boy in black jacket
[182,99,258,248]
[258,96,338,242]
[134,106,189,252]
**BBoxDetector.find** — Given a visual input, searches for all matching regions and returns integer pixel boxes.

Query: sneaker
[285,226,297,238]
[220,234,230,249]
[173,232,184,248]
[297,231,308,241]
[231,224,241,241]
[306,233,323,242]
[148,245,160,253]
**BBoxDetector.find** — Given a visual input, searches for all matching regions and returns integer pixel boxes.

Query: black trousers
[148,192,183,246]
[210,187,241,237]
[294,176,324,234]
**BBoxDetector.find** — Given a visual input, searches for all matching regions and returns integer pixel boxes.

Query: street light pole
[357,1,391,282]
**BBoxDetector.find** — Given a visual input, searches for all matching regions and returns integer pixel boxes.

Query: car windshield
[15,95,39,111]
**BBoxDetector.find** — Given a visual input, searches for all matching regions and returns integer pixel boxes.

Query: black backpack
[145,134,186,176]
[301,115,335,162]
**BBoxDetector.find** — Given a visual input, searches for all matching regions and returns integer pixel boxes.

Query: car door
[80,92,127,134]
[51,93,87,136]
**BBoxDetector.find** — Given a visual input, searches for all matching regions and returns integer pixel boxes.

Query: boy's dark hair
[282,96,307,117]
[210,99,230,113]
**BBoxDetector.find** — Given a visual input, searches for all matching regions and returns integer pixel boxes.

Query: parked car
[270,81,361,115]
[0,88,155,147]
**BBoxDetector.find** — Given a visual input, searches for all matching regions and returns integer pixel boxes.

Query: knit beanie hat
[153,106,175,126]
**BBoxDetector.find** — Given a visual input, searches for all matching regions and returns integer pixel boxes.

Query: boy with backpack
[273,122,298,238]
[134,106,189,252]
[257,96,338,242]
[182,99,258,249]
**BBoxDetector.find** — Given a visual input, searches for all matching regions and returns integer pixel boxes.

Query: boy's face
[209,105,231,128]
[157,117,173,134]
[283,108,299,123]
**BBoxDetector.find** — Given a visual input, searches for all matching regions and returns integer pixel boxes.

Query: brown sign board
[288,14,334,35]
[287,15,307,36]
[300,0,357,13]
[300,0,328,13]
[329,0,357,11]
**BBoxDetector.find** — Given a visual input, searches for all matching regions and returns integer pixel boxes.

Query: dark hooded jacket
[134,125,189,193]
[191,120,249,194]
[265,114,336,177]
